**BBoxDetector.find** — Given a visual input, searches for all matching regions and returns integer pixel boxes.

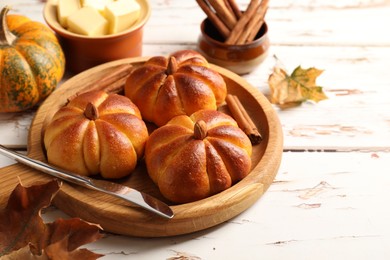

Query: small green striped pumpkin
[0,6,65,112]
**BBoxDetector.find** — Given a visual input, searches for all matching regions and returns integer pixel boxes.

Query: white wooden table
[1,0,390,259]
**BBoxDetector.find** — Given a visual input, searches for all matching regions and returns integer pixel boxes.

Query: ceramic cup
[197,18,269,75]
[43,0,151,73]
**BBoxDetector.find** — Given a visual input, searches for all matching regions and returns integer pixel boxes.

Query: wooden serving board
[0,57,283,237]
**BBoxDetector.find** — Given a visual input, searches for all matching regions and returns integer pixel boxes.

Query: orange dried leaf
[0,180,60,256]
[45,218,103,259]
[268,65,328,107]
[0,180,104,259]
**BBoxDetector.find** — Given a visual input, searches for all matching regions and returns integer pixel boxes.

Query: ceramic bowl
[43,0,151,73]
[197,18,269,75]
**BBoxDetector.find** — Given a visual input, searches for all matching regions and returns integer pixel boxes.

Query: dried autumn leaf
[45,218,103,260]
[0,180,59,256]
[0,180,104,259]
[0,245,46,260]
[268,65,328,107]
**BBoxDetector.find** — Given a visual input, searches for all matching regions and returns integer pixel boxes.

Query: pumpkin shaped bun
[0,6,65,112]
[124,50,227,126]
[44,91,149,179]
[145,109,252,204]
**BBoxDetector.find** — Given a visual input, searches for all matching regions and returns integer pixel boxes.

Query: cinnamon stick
[226,94,262,145]
[223,0,235,18]
[244,0,268,43]
[196,0,230,38]
[196,0,268,44]
[235,0,268,44]
[225,0,260,44]
[225,0,242,19]
[67,63,133,102]
[208,0,237,29]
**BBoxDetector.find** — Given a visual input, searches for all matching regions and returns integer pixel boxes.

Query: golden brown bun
[44,90,149,179]
[145,109,252,204]
[124,50,227,126]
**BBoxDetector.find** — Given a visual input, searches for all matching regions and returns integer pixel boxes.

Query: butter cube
[57,0,81,28]
[82,0,113,14]
[105,0,141,34]
[67,7,108,36]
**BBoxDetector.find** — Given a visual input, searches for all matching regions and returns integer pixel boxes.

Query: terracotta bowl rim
[43,0,151,40]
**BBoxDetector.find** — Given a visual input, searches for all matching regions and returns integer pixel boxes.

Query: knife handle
[0,144,92,187]
[0,144,174,219]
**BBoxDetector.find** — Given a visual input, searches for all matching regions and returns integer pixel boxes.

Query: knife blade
[0,144,174,219]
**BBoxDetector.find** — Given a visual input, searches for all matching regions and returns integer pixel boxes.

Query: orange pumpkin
[145,109,252,203]
[0,6,65,112]
[124,50,227,126]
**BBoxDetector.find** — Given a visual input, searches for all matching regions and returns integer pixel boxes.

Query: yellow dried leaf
[268,65,328,107]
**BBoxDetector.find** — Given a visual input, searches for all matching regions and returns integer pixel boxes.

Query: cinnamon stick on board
[89,63,133,91]
[226,94,262,145]
[67,63,133,102]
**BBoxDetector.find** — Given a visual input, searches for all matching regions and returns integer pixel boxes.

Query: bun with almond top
[44,90,149,179]
[124,50,227,126]
[144,109,252,203]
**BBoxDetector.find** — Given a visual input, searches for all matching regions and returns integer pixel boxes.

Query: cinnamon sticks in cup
[196,0,269,44]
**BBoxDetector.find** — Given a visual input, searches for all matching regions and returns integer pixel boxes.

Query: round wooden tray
[0,57,283,237]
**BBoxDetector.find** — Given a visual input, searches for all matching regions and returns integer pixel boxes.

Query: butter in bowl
[44,0,151,73]
[196,0,270,75]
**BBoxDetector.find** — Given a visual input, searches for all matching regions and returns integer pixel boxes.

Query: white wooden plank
[1,145,389,258]
[34,151,390,260]
[0,157,16,168]
[0,111,34,148]
[142,1,390,47]
[266,1,390,47]
[6,0,390,47]
[250,45,390,150]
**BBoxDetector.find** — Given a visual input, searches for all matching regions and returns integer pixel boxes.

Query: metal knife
[0,145,174,219]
